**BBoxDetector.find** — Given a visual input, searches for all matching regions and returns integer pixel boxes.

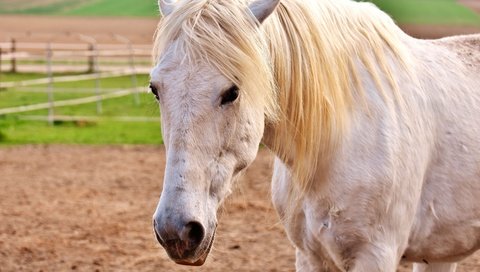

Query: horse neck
[260,0,411,188]
[261,121,303,169]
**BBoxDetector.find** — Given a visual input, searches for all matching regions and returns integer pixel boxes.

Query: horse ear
[159,0,175,17]
[248,0,280,24]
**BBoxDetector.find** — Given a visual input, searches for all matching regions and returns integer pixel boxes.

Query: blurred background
[0,1,479,271]
[0,0,479,145]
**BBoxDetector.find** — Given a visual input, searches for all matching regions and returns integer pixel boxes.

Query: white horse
[150,0,480,271]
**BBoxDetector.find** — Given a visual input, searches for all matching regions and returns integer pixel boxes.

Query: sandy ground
[0,15,479,45]
[0,15,158,44]
[0,145,479,271]
[0,8,479,272]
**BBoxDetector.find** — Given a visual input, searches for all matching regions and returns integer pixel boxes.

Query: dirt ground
[0,9,479,272]
[0,15,158,44]
[1,14,479,45]
[461,0,480,14]
[0,145,479,271]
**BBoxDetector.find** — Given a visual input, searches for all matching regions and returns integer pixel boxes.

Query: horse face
[150,41,265,266]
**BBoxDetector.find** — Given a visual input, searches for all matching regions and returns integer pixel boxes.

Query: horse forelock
[153,0,278,120]
[153,0,413,207]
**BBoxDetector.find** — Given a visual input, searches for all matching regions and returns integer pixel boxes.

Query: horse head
[150,0,280,265]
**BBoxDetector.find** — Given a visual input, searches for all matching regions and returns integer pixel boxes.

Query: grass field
[0,0,478,26]
[0,0,158,17]
[368,0,480,25]
[0,73,163,145]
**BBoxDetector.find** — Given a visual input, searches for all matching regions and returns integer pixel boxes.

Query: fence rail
[0,39,153,73]
[19,115,159,123]
[0,50,151,60]
[0,88,138,115]
[0,34,157,125]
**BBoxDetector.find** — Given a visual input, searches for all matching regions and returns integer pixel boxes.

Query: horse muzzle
[153,218,216,266]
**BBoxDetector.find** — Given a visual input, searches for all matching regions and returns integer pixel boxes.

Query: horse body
[406,36,480,262]
[150,0,480,271]
[272,34,480,271]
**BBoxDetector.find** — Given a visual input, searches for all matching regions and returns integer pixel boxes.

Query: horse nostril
[153,219,165,246]
[181,221,205,250]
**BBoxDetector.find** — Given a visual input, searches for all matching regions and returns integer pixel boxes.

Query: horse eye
[149,83,159,100]
[221,85,239,105]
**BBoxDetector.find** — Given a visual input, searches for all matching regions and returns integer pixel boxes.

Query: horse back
[435,34,480,72]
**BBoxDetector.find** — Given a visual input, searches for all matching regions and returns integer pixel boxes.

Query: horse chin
[175,230,216,267]
[175,259,206,266]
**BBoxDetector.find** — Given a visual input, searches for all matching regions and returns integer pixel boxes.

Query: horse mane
[153,0,410,197]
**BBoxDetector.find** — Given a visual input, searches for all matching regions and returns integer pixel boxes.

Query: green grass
[0,0,159,17]
[366,0,480,26]
[0,116,162,145]
[0,73,151,107]
[0,0,478,26]
[64,0,158,17]
[0,72,56,82]
[0,72,163,145]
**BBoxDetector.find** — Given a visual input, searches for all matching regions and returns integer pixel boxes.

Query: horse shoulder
[275,101,430,271]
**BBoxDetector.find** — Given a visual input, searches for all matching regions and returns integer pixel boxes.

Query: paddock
[1,8,480,271]
[0,145,478,271]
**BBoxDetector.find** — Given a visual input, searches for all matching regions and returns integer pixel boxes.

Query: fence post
[46,42,55,125]
[93,44,102,114]
[10,39,16,73]
[0,47,2,83]
[87,43,95,73]
[128,42,139,105]
[112,35,139,106]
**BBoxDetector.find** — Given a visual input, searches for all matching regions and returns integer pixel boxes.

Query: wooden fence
[0,36,155,124]
[0,39,152,73]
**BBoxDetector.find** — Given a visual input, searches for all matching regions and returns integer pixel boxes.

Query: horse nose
[153,218,205,259]
[180,221,205,248]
